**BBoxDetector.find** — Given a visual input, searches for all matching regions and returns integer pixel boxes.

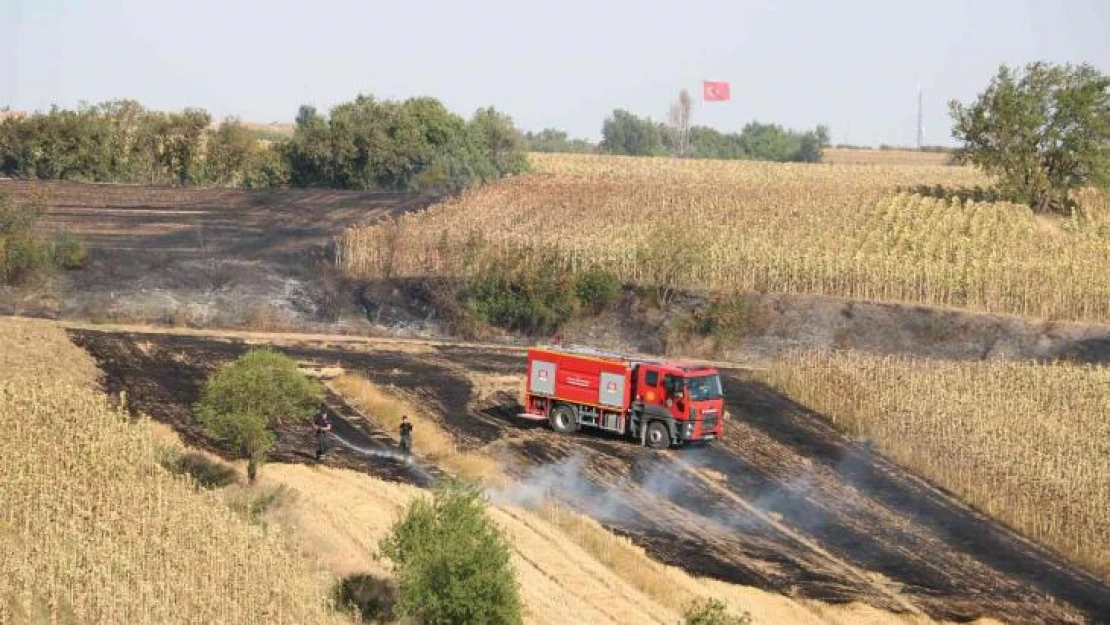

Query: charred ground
[70,328,1110,624]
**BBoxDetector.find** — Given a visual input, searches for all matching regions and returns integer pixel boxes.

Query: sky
[1,0,1107,147]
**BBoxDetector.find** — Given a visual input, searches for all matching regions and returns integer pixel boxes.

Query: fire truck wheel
[549,405,578,433]
[646,420,670,449]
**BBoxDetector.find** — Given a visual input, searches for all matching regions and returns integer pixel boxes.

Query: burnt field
[0,179,434,326]
[69,327,1110,624]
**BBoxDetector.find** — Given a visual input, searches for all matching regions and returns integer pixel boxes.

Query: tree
[379,481,522,625]
[204,117,258,186]
[194,348,324,482]
[949,62,1110,214]
[521,129,596,154]
[600,109,666,156]
[666,89,694,157]
[468,106,529,176]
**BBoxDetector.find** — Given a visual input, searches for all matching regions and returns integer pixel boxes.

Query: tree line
[0,96,529,192]
[522,93,830,163]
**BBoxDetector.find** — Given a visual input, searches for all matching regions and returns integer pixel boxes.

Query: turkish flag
[703,80,730,101]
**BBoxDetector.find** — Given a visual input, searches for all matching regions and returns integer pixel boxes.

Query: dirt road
[69,328,1110,624]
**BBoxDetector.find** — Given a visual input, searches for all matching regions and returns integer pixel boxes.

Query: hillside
[0,317,349,624]
[0,315,961,625]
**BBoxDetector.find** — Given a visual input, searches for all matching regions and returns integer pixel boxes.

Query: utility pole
[916,87,924,149]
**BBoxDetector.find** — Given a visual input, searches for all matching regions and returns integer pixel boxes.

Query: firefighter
[399,415,413,456]
[313,407,332,460]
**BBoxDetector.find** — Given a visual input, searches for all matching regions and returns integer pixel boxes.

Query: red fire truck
[518,345,727,449]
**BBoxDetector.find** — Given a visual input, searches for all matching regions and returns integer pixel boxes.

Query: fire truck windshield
[685,374,723,400]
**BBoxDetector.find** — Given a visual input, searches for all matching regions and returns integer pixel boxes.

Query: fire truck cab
[519,345,726,449]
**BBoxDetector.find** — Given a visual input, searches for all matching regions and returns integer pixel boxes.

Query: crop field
[66,325,1110,623]
[0,318,348,625]
[821,147,953,166]
[761,351,1110,581]
[340,153,1110,324]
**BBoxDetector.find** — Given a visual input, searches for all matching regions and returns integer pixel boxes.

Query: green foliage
[194,348,324,482]
[601,109,667,156]
[466,253,576,335]
[949,61,1110,214]
[469,107,530,176]
[697,294,752,344]
[242,143,291,188]
[285,95,526,192]
[574,267,622,314]
[0,101,278,187]
[598,108,828,162]
[684,598,752,625]
[50,233,88,269]
[378,481,522,625]
[204,117,259,186]
[0,190,84,285]
[521,128,597,153]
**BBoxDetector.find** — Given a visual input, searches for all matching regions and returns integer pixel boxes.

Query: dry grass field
[760,351,1110,581]
[821,148,952,166]
[0,316,951,625]
[0,317,349,625]
[340,152,1110,324]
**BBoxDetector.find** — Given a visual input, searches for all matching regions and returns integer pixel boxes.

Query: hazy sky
[2,0,1107,146]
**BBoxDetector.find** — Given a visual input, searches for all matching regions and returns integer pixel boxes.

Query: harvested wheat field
[66,324,1109,623]
[340,152,1110,323]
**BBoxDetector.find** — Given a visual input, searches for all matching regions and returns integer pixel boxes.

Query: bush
[332,573,397,624]
[466,254,575,335]
[158,450,239,489]
[1,190,85,284]
[574,267,622,314]
[51,233,88,269]
[698,294,751,344]
[379,481,522,625]
[194,348,324,482]
[685,598,752,625]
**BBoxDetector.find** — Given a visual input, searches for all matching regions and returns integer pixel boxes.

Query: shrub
[194,348,324,482]
[51,233,88,269]
[0,190,86,284]
[379,480,522,625]
[332,573,397,624]
[698,294,751,344]
[158,449,239,489]
[466,254,575,335]
[685,598,752,625]
[574,267,622,314]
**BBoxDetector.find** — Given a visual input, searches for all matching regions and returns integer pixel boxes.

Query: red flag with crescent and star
[702,80,730,101]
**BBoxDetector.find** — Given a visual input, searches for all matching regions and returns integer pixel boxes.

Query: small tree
[600,109,666,156]
[379,481,522,625]
[667,89,694,158]
[194,348,323,482]
[685,598,752,625]
[949,62,1110,214]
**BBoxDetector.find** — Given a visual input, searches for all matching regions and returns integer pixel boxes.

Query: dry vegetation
[759,350,1110,581]
[821,147,952,166]
[340,152,1110,323]
[0,317,349,625]
[329,373,506,486]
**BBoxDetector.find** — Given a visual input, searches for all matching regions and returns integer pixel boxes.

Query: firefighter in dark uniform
[399,415,413,456]
[313,408,332,460]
